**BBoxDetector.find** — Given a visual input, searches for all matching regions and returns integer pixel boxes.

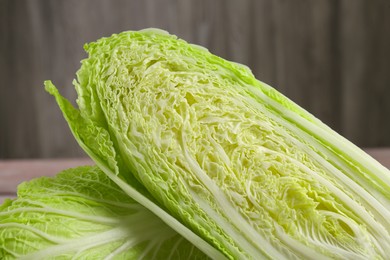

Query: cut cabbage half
[46,29,390,259]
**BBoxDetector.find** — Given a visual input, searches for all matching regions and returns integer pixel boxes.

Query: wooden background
[1,0,389,159]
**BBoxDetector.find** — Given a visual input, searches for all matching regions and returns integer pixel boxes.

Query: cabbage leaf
[46,29,390,259]
[0,166,210,259]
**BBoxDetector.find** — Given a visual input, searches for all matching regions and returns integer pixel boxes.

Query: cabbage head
[0,166,209,259]
[45,29,390,259]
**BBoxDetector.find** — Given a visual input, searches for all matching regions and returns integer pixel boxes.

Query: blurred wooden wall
[1,0,390,158]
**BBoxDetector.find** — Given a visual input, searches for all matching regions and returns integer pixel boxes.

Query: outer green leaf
[47,29,390,259]
[0,166,210,260]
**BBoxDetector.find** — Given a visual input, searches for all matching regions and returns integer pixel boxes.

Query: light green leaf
[0,166,210,260]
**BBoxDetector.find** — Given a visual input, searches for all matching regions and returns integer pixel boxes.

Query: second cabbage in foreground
[0,166,208,259]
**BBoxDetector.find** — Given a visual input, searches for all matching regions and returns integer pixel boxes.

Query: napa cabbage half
[45,29,390,259]
[0,166,210,259]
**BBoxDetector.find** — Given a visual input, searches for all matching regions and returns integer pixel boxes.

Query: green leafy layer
[0,166,209,260]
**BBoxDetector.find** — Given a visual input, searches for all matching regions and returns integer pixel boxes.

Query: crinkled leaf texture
[46,28,390,259]
[0,166,210,260]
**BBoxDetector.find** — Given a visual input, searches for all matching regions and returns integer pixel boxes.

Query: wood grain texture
[340,0,390,146]
[0,0,389,158]
[0,158,93,203]
[0,158,93,193]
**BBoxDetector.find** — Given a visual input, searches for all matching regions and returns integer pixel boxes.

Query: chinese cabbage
[46,29,390,259]
[0,166,210,259]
